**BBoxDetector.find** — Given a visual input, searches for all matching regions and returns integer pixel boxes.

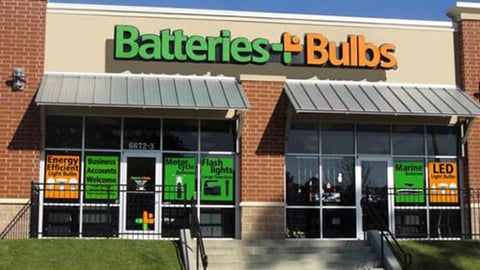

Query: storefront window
[124,118,160,150]
[200,208,235,238]
[85,117,121,149]
[84,153,120,202]
[286,209,320,238]
[163,154,197,202]
[43,206,79,237]
[392,125,424,155]
[321,157,355,206]
[44,151,81,202]
[82,206,119,237]
[200,155,235,205]
[45,116,82,148]
[395,210,427,238]
[429,209,461,238]
[357,125,390,154]
[427,126,458,156]
[286,156,319,206]
[163,119,198,151]
[322,209,356,238]
[322,124,354,154]
[286,122,318,154]
[201,120,236,152]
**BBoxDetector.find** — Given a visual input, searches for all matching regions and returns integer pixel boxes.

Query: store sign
[163,157,196,201]
[394,161,425,204]
[428,162,458,203]
[84,155,119,200]
[114,25,397,69]
[201,157,234,202]
[45,154,80,199]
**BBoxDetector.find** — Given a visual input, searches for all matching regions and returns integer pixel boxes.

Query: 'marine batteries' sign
[114,25,397,69]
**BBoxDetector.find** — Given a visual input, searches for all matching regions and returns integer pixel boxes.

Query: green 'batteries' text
[114,25,270,64]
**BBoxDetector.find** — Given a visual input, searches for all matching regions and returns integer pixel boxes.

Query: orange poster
[428,162,458,203]
[45,154,80,199]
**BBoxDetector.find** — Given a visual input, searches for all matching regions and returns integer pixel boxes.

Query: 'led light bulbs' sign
[114,25,397,69]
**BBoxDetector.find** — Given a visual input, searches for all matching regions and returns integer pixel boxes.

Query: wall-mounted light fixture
[12,67,26,91]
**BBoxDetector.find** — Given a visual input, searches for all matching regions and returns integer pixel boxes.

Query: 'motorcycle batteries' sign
[114,25,397,69]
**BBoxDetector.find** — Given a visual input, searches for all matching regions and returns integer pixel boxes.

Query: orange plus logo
[279,32,397,69]
[135,210,154,231]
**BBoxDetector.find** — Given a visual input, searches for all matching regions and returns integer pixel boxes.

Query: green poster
[394,161,425,204]
[85,155,119,200]
[201,157,234,203]
[163,157,196,201]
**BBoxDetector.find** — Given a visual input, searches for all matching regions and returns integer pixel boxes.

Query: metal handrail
[0,200,31,239]
[189,198,208,270]
[361,197,412,270]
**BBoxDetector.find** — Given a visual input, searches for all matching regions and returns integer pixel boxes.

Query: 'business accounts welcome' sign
[114,25,397,69]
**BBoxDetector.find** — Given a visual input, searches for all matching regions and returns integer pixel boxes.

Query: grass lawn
[401,240,480,270]
[0,239,182,270]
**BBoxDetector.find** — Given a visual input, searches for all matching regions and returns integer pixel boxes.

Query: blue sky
[50,0,480,21]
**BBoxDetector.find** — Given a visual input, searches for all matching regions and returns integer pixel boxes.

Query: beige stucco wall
[45,4,456,84]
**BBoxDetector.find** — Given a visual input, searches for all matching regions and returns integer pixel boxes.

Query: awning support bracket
[461,118,475,145]
[284,105,293,141]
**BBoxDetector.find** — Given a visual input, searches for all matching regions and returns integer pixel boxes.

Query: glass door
[120,153,161,238]
[356,157,393,238]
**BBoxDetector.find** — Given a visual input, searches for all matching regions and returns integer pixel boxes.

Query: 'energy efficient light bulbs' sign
[114,25,397,69]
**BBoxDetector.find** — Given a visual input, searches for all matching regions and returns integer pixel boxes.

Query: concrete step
[193,240,382,270]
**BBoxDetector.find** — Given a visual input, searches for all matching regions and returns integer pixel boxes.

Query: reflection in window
[395,210,427,238]
[286,122,318,154]
[163,119,198,151]
[85,117,121,149]
[200,208,235,238]
[286,209,320,238]
[45,116,82,148]
[322,124,354,154]
[123,118,160,150]
[323,209,356,238]
[357,125,390,154]
[322,157,355,206]
[393,125,424,155]
[429,209,461,238]
[201,120,235,152]
[286,156,319,205]
[427,126,458,156]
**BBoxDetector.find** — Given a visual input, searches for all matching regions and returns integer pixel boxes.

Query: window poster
[394,161,425,204]
[45,154,80,199]
[428,162,458,203]
[84,155,119,200]
[163,157,196,201]
[201,157,234,203]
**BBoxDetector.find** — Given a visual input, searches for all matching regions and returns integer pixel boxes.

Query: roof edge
[44,71,236,81]
[47,3,453,31]
[285,79,460,90]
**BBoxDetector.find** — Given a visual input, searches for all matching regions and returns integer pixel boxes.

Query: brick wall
[240,80,287,202]
[239,79,287,239]
[457,20,480,189]
[0,0,46,198]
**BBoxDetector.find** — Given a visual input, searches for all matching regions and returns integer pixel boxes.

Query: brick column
[450,10,480,189]
[239,75,287,239]
[0,0,45,200]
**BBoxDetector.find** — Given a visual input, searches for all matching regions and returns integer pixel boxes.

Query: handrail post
[381,232,385,267]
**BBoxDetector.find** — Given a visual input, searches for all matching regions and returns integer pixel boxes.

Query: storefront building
[2,1,480,240]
